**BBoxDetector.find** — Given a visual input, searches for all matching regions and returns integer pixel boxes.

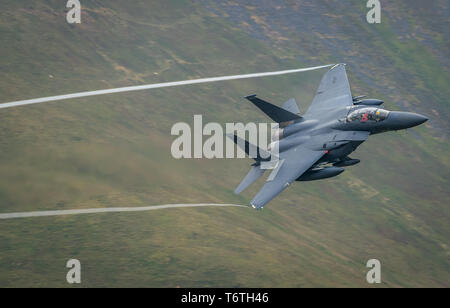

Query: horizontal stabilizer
[235,165,266,194]
[226,134,270,161]
[245,95,301,123]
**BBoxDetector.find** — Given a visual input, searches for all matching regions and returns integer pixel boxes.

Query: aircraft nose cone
[387,111,428,129]
[405,113,428,127]
[416,114,428,125]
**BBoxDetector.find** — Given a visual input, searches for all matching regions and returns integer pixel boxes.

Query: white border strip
[0,64,333,109]
[0,203,246,219]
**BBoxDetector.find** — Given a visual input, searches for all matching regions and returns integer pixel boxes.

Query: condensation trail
[0,64,333,109]
[0,203,246,219]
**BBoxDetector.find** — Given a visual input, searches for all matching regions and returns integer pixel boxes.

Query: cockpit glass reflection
[346,108,389,123]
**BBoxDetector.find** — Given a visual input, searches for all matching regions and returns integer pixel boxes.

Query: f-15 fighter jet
[231,64,428,209]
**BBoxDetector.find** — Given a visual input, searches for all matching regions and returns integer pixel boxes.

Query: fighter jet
[230,64,428,209]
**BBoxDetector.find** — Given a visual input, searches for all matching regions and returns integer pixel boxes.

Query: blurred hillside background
[0,0,448,287]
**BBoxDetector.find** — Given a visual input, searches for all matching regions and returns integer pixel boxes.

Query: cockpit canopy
[346,108,389,123]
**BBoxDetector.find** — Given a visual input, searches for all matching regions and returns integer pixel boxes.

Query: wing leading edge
[250,146,326,209]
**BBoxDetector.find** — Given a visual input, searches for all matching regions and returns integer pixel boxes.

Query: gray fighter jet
[230,64,428,209]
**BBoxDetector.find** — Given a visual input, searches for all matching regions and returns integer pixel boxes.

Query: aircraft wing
[305,63,353,118]
[250,146,325,209]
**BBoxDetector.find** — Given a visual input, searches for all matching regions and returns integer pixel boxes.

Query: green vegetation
[0,1,448,287]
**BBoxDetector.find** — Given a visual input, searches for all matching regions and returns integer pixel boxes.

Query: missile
[353,99,384,106]
[352,95,367,101]
[296,167,344,181]
[333,158,360,167]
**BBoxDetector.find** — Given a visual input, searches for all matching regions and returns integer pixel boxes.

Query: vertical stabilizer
[282,98,300,115]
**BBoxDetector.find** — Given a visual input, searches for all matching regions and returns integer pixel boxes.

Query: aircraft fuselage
[277,105,428,180]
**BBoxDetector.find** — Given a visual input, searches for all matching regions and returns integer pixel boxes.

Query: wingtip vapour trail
[0,203,247,219]
[0,64,333,109]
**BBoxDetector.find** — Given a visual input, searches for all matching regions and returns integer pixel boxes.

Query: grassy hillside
[0,0,448,287]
